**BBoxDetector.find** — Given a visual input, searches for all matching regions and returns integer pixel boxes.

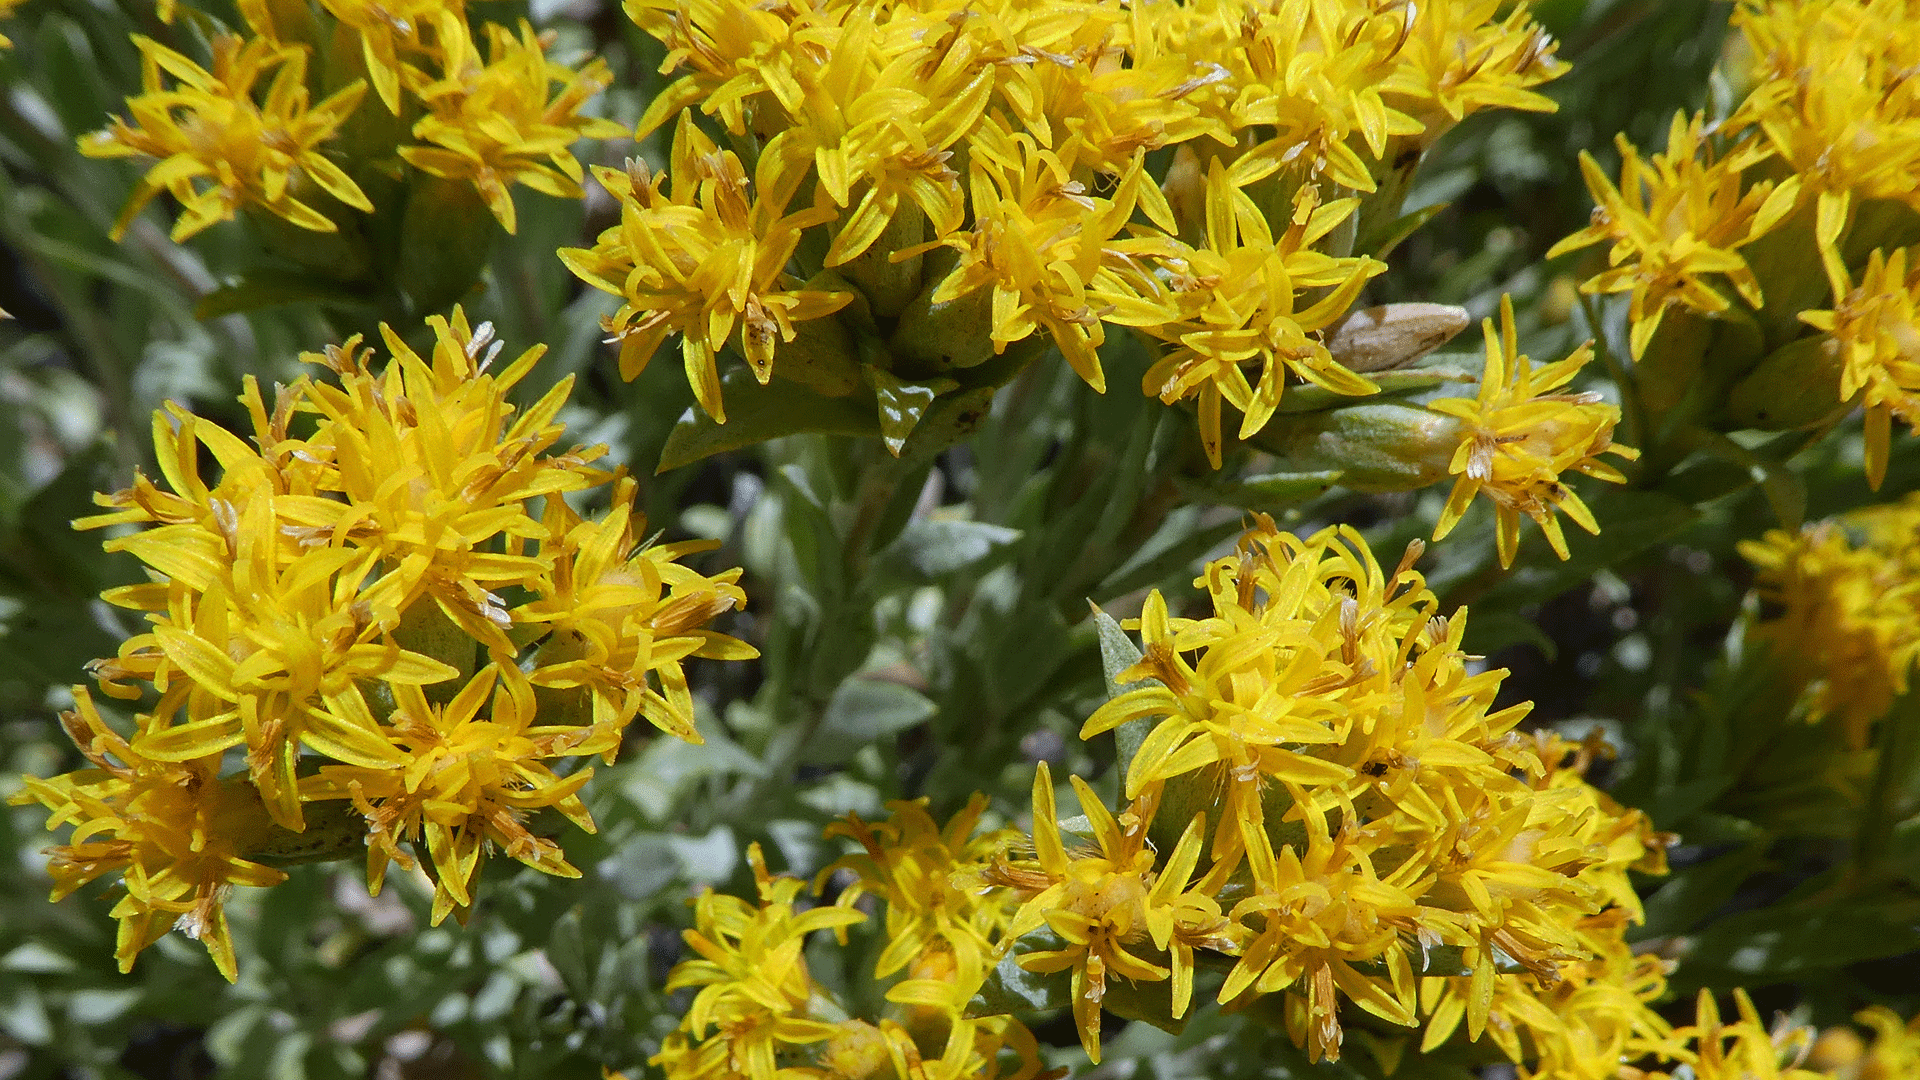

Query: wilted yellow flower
[7,690,287,981]
[1430,295,1638,568]
[559,114,851,422]
[1739,495,1920,748]
[1104,162,1381,467]
[79,34,371,242]
[1798,245,1920,490]
[401,16,625,233]
[519,475,757,747]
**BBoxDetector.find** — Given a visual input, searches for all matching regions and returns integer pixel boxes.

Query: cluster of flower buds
[9,311,756,978]
[1551,0,1920,487]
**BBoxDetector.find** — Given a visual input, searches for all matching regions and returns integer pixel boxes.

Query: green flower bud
[889,261,994,373]
[1725,333,1853,431]
[1250,400,1461,493]
[834,204,926,319]
[397,174,498,315]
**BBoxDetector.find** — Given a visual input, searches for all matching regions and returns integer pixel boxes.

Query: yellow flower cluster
[1006,519,1671,1065]
[1738,492,1920,748]
[1552,0,1920,483]
[1431,296,1637,568]
[570,0,1567,454]
[81,0,620,240]
[1548,111,1796,361]
[1800,246,1920,489]
[650,831,1042,1080]
[9,310,756,977]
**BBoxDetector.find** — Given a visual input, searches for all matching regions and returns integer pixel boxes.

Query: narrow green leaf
[658,370,881,472]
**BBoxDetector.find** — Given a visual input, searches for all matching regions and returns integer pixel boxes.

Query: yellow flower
[1103,162,1382,467]
[1071,519,1664,1063]
[559,114,851,422]
[7,690,286,981]
[656,844,867,1080]
[1738,495,1920,748]
[818,795,1021,987]
[989,764,1221,1064]
[27,309,761,977]
[301,664,603,925]
[997,3,1226,177]
[749,9,990,266]
[78,34,371,242]
[1384,0,1565,136]
[914,126,1155,394]
[1547,111,1797,360]
[1634,990,1829,1080]
[519,475,758,747]
[1799,245,1920,490]
[1729,0,1920,253]
[317,0,466,113]
[1420,909,1672,1080]
[400,16,626,233]
[1430,295,1638,568]
[296,311,605,653]
[1175,0,1421,193]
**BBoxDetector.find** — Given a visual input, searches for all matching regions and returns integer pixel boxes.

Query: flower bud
[397,174,498,315]
[1250,401,1461,492]
[889,262,995,372]
[1725,333,1852,430]
[1323,303,1471,373]
[834,205,926,320]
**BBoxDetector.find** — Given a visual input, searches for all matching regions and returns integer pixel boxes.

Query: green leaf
[657,370,882,472]
[194,272,378,319]
[1633,843,1769,940]
[1103,972,1187,1036]
[1092,609,1155,795]
[968,931,1072,1018]
[1676,896,1920,985]
[802,678,938,763]
[875,519,1022,583]
[1178,469,1344,511]
[869,367,957,455]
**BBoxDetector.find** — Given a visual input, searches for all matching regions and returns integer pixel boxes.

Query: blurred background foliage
[0,0,1915,1078]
